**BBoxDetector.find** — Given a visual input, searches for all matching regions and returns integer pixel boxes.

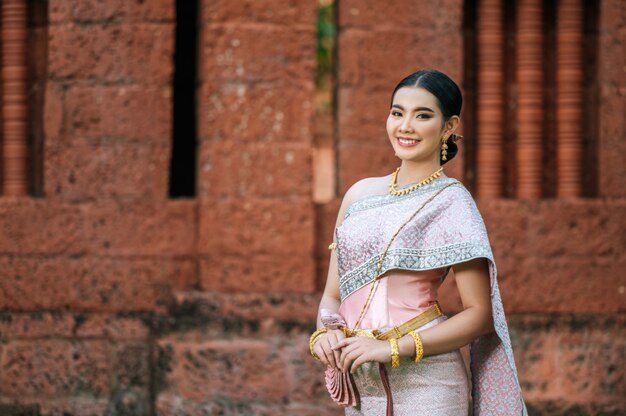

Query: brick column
[1,0,28,196]
[476,0,504,198]
[556,0,583,197]
[516,0,543,199]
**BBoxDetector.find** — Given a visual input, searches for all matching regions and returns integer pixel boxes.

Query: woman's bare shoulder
[343,175,391,206]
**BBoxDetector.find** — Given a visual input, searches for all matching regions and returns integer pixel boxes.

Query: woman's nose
[399,118,413,132]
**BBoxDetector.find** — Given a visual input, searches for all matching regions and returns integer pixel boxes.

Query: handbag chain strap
[352,181,460,330]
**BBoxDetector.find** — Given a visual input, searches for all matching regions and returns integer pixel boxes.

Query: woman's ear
[444,115,460,136]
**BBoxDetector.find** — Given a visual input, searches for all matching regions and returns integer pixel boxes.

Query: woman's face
[386,87,448,164]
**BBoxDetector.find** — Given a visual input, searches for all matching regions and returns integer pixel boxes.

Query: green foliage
[316,2,336,88]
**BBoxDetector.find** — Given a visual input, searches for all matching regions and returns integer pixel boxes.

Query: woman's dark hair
[390,69,463,164]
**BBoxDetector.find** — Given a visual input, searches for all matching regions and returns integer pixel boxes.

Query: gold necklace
[388,167,443,196]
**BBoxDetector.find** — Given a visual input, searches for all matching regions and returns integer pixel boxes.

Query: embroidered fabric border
[343,177,459,220]
[339,241,493,300]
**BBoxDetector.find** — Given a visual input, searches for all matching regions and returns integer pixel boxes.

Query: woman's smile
[397,136,421,147]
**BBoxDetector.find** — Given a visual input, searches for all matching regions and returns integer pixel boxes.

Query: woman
[310,70,526,415]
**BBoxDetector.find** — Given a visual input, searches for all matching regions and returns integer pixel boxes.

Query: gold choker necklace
[389,167,443,196]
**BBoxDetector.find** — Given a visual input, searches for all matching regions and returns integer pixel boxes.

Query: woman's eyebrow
[391,104,435,112]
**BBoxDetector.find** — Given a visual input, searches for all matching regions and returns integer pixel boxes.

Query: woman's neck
[395,160,443,187]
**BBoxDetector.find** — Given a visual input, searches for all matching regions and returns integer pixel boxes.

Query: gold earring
[441,135,449,161]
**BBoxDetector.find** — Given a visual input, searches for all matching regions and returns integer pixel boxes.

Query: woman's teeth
[398,138,418,145]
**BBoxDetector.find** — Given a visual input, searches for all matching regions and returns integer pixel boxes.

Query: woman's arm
[334,257,493,373]
[397,257,493,358]
[312,179,372,368]
[313,247,345,369]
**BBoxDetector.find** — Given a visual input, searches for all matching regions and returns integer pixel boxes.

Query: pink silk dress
[340,269,470,416]
[333,177,527,416]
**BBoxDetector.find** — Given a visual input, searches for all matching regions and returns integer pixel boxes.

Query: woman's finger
[338,341,360,369]
[341,349,357,373]
[331,336,354,350]
[318,338,332,366]
[324,332,341,369]
[350,354,368,374]
[323,336,337,368]
[313,342,328,366]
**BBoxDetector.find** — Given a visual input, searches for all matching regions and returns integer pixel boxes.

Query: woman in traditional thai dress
[310,69,527,415]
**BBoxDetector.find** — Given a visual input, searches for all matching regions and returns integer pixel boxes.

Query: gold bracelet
[309,328,329,360]
[409,331,424,363]
[389,338,400,368]
[328,242,337,251]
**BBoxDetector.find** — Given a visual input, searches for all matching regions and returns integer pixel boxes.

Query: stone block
[510,314,626,409]
[50,0,176,23]
[82,199,196,256]
[48,23,173,84]
[156,338,289,403]
[198,197,314,256]
[0,312,75,339]
[45,141,170,203]
[197,80,314,144]
[170,291,319,329]
[200,23,315,83]
[338,29,461,92]
[200,253,316,293]
[527,200,624,258]
[338,142,396,194]
[0,200,84,254]
[336,86,390,144]
[0,312,150,340]
[64,85,171,144]
[202,0,317,27]
[338,0,462,30]
[478,199,532,257]
[497,255,625,314]
[0,340,112,398]
[0,256,193,312]
[198,142,313,198]
[73,314,152,339]
[113,343,151,389]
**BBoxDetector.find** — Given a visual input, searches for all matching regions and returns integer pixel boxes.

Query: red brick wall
[0,0,624,415]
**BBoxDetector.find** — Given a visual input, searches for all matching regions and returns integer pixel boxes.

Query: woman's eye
[391,111,402,117]
[416,113,432,119]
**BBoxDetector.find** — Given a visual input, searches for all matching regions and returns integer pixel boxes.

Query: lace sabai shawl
[335,177,527,415]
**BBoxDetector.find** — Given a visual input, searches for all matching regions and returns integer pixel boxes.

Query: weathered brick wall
[0,0,624,415]
[325,1,626,415]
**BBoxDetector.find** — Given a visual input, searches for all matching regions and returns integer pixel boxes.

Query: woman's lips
[397,137,420,147]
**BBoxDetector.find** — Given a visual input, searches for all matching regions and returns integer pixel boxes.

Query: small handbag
[320,309,360,407]
[325,366,360,406]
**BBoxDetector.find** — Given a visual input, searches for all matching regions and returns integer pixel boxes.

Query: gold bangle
[328,242,337,251]
[409,331,424,363]
[309,328,329,360]
[389,338,400,368]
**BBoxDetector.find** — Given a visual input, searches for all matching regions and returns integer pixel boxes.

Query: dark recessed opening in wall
[502,0,517,199]
[542,0,557,198]
[462,0,477,195]
[169,0,199,198]
[27,0,48,198]
[581,0,599,198]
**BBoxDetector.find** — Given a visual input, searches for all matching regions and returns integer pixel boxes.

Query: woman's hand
[313,329,346,369]
[332,337,391,373]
